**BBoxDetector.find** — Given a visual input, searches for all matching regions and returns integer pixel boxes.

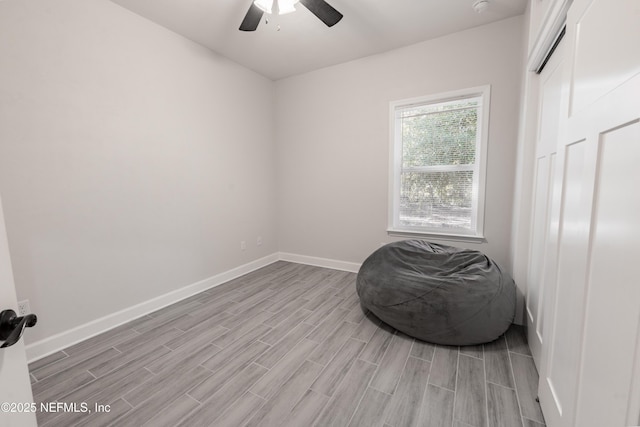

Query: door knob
[0,309,37,349]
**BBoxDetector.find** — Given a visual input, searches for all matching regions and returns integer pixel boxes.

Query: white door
[0,196,37,426]
[537,0,640,426]
[526,38,564,368]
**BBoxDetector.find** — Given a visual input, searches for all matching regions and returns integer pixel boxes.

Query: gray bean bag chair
[356,240,515,345]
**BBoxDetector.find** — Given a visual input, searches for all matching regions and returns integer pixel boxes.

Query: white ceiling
[110,0,527,80]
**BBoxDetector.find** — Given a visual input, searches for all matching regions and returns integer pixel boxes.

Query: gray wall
[275,16,524,292]
[0,0,278,344]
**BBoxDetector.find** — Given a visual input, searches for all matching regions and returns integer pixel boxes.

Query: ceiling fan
[239,0,343,31]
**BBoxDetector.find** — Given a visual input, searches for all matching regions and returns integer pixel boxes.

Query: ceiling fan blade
[299,0,343,27]
[239,3,264,31]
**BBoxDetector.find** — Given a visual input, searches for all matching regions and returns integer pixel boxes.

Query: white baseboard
[278,252,362,273]
[26,253,279,363]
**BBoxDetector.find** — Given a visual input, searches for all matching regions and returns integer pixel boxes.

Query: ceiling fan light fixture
[240,0,343,31]
[278,0,300,14]
[254,0,273,14]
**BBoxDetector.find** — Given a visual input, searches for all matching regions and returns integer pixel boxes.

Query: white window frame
[388,85,490,241]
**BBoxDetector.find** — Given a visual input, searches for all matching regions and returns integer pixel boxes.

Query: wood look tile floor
[29,261,546,427]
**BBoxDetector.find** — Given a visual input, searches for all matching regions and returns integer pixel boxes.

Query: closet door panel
[542,139,589,425]
[574,121,640,427]
[527,39,564,367]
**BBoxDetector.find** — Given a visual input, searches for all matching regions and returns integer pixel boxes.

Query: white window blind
[389,86,490,238]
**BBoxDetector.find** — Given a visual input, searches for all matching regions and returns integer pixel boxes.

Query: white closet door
[526,39,564,368]
[537,0,640,426]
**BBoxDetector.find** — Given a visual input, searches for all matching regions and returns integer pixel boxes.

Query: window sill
[386,228,487,243]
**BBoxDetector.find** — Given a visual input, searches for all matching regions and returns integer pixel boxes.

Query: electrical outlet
[17,300,30,316]
[257,236,262,246]
[240,241,246,251]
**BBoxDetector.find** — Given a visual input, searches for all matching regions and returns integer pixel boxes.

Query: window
[389,86,490,239]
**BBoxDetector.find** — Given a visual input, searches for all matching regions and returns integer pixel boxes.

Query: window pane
[401,104,478,168]
[399,171,474,231]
